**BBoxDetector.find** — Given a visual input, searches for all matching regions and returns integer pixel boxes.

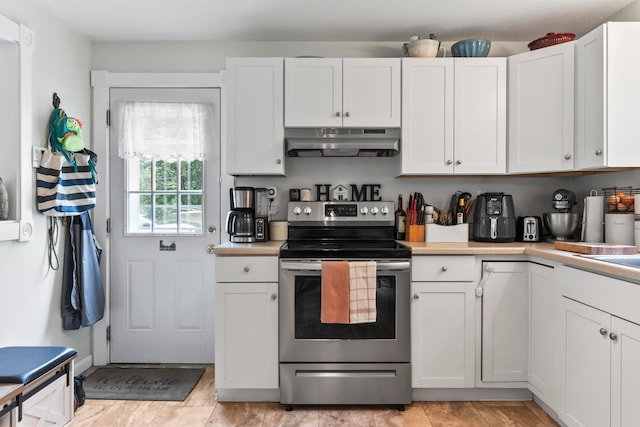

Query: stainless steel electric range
[279,201,411,408]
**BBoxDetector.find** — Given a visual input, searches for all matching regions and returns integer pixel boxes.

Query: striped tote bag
[36,150,96,216]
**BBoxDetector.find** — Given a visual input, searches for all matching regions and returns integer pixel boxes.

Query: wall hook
[52,93,60,109]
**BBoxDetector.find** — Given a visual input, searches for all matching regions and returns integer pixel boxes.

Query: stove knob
[293,206,302,215]
[380,206,389,215]
[303,206,312,215]
[360,207,369,215]
[370,206,379,215]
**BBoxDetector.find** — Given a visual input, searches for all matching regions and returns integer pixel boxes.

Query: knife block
[407,224,425,242]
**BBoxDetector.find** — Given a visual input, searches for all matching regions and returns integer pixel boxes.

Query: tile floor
[68,366,560,426]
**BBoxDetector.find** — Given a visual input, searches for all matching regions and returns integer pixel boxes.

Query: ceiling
[32,0,634,43]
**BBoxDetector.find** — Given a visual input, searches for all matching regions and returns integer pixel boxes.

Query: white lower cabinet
[527,262,558,405]
[480,261,528,383]
[562,297,640,427]
[411,256,476,388]
[214,256,279,390]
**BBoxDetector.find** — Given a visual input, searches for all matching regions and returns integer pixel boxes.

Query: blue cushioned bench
[0,346,76,424]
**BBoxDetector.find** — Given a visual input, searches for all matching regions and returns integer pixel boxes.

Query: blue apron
[61,212,105,329]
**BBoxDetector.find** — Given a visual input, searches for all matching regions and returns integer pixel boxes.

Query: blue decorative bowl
[451,38,491,57]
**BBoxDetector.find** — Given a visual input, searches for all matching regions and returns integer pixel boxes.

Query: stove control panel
[288,201,394,224]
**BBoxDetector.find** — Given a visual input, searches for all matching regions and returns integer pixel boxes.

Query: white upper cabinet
[400,58,454,174]
[575,22,640,169]
[400,58,506,175]
[284,58,401,128]
[0,14,34,242]
[226,57,285,176]
[508,42,575,173]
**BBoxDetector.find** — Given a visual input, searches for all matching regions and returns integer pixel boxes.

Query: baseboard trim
[216,389,280,402]
[412,388,533,401]
[533,394,565,426]
[74,354,93,375]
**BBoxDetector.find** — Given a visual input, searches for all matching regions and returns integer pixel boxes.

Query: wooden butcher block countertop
[214,240,640,282]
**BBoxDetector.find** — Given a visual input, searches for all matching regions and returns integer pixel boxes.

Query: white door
[109,88,221,363]
[400,58,454,175]
[611,316,640,427]
[454,58,507,174]
[410,281,475,388]
[562,297,611,427]
[481,261,528,382]
[284,58,342,127]
[342,58,401,127]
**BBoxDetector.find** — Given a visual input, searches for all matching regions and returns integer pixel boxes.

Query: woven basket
[528,33,575,50]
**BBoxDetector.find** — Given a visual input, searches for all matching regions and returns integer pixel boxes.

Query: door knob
[206,245,215,254]
[599,328,608,336]
[564,154,572,160]
[609,332,618,342]
[413,294,419,299]
[208,226,216,233]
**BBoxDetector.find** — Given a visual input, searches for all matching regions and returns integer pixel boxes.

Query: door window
[126,158,203,234]
[117,101,213,235]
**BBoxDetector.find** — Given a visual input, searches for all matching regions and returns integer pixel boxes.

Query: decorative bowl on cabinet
[451,38,491,57]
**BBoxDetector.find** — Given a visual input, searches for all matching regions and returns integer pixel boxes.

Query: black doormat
[83,367,204,401]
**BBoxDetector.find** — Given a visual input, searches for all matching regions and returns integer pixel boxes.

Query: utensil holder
[407,224,425,242]
[425,223,469,242]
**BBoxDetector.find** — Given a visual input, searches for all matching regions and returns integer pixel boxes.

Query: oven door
[279,259,410,363]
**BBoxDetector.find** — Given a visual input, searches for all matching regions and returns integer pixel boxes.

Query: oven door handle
[280,261,410,272]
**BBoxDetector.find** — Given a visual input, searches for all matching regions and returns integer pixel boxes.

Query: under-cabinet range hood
[285,127,400,157]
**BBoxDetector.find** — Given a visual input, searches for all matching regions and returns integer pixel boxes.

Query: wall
[91,41,528,72]
[91,37,639,232]
[0,1,93,361]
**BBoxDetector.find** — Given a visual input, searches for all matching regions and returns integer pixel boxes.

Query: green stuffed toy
[50,108,85,152]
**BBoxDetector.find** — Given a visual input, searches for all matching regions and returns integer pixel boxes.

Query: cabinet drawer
[216,256,278,282]
[412,256,475,282]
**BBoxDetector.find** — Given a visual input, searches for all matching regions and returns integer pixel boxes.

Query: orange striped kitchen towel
[321,261,350,324]
[349,261,377,324]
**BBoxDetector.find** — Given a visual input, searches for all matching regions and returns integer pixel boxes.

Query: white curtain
[117,101,214,161]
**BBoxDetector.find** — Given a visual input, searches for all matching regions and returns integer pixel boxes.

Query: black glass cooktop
[279,240,411,259]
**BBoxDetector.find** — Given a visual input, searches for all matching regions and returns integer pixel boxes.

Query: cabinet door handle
[595,149,603,156]
[441,266,448,272]
[413,293,419,299]
[455,160,462,165]
[243,266,250,273]
[564,154,572,160]
[609,332,618,342]
[335,112,341,117]
[599,328,608,336]
[345,112,350,117]
[446,160,453,165]
[271,294,277,301]
[276,158,282,164]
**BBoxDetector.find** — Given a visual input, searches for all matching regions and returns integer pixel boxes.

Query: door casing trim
[90,71,230,366]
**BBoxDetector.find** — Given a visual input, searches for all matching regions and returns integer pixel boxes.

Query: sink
[578,254,640,269]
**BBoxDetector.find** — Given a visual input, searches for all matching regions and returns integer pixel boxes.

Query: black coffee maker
[226,187,256,243]
[471,192,516,242]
